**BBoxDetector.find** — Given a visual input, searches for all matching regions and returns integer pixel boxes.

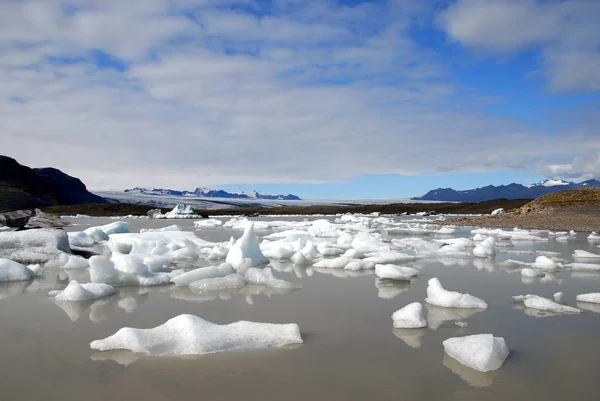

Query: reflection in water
[473,258,494,273]
[90,350,139,366]
[0,281,31,300]
[393,328,426,349]
[375,278,411,299]
[571,270,600,280]
[53,287,160,322]
[426,305,483,330]
[443,353,500,387]
[268,260,295,273]
[171,284,299,305]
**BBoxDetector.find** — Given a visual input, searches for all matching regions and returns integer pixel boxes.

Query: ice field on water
[1,212,600,400]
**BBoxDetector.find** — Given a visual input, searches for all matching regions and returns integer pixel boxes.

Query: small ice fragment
[443,334,509,372]
[392,302,427,329]
[425,278,488,309]
[576,293,600,304]
[375,264,418,281]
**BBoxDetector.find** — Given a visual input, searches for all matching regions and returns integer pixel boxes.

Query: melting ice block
[473,237,495,258]
[532,256,558,270]
[576,293,600,304]
[521,268,543,278]
[425,278,488,309]
[0,258,37,282]
[573,250,600,260]
[443,334,509,372]
[226,223,269,269]
[170,263,236,287]
[392,302,427,328]
[375,264,418,281]
[89,254,177,286]
[90,314,302,356]
[189,274,246,293]
[52,280,116,302]
[0,229,71,264]
[513,294,582,314]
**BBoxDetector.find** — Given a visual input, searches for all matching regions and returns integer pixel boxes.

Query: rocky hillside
[0,155,106,212]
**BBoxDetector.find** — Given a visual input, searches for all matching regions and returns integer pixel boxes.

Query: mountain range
[123,187,301,201]
[412,179,600,202]
[0,155,106,212]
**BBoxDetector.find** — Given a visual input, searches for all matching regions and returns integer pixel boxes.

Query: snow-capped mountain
[413,179,600,202]
[123,187,301,200]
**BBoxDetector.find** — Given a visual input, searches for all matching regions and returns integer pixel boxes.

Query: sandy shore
[442,204,600,232]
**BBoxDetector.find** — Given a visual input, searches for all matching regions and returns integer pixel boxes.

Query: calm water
[1,217,600,400]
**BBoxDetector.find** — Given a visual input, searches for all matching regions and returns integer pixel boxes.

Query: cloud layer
[0,0,598,190]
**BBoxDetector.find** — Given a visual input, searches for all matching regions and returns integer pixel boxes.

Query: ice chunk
[521,268,543,278]
[52,280,116,302]
[307,219,339,238]
[425,278,487,309]
[225,223,269,269]
[89,255,176,286]
[532,255,558,270]
[375,264,418,281]
[0,258,36,282]
[491,208,505,215]
[140,225,181,233]
[576,293,600,304]
[171,263,236,286]
[587,232,600,242]
[312,256,355,269]
[514,294,582,314]
[83,227,109,242]
[351,232,390,253]
[443,334,509,372]
[473,237,495,258]
[392,302,427,328]
[573,250,600,260]
[0,229,71,264]
[64,254,90,269]
[189,274,246,293]
[67,232,95,248]
[193,219,223,228]
[94,222,129,235]
[569,262,600,271]
[290,241,320,265]
[90,314,302,356]
[244,267,299,289]
[553,292,563,303]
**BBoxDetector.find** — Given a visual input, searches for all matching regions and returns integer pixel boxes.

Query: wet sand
[1,217,600,400]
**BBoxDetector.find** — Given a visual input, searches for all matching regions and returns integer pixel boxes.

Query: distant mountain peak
[123,187,301,200]
[412,178,600,202]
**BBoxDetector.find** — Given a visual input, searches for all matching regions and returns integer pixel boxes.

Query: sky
[1,0,599,199]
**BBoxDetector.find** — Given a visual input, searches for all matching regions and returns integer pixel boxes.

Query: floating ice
[90,314,302,356]
[473,237,495,258]
[425,278,487,309]
[521,268,543,278]
[443,334,509,372]
[189,274,246,293]
[51,280,116,302]
[307,219,339,238]
[140,225,181,233]
[427,305,481,330]
[89,254,178,286]
[0,258,37,282]
[92,222,129,235]
[568,263,600,271]
[244,267,299,289]
[375,264,418,281]
[513,294,582,314]
[532,255,559,270]
[171,263,236,287]
[351,232,390,253]
[225,224,269,269]
[392,302,427,328]
[67,232,95,248]
[290,241,320,265]
[0,229,71,264]
[491,208,505,215]
[587,232,600,242]
[573,250,600,260]
[553,292,564,303]
[576,293,600,304]
[193,219,223,228]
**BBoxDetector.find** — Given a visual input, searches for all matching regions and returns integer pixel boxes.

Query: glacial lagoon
[1,215,600,401]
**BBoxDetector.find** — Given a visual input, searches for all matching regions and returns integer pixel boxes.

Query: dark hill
[0,155,106,212]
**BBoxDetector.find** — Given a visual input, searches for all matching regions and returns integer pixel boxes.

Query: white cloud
[0,0,597,191]
[438,0,600,92]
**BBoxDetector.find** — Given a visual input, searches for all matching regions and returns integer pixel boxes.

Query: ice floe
[50,280,116,302]
[513,294,582,314]
[89,254,180,286]
[0,258,38,282]
[443,334,509,373]
[576,293,600,304]
[226,223,269,269]
[392,302,427,328]
[425,278,488,309]
[375,264,418,281]
[90,314,302,356]
[473,237,496,258]
[0,229,72,264]
[573,250,600,261]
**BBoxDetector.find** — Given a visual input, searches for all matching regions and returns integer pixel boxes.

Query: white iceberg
[52,280,116,302]
[513,294,582,314]
[244,267,299,289]
[375,264,418,281]
[0,229,72,264]
[425,278,488,309]
[443,334,509,372]
[569,263,600,271]
[90,314,302,356]
[392,302,427,328]
[189,274,246,293]
[89,254,177,286]
[521,268,543,278]
[0,258,37,282]
[473,237,495,258]
[573,250,600,260]
[532,255,559,270]
[225,223,269,269]
[491,208,505,215]
[193,219,223,228]
[170,263,236,287]
[576,293,600,304]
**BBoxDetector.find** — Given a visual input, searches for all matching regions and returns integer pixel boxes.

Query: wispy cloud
[0,0,598,190]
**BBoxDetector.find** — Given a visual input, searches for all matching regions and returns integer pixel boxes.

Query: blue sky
[1,0,599,199]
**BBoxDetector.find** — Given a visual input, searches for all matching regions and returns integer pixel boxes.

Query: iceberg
[576,293,600,304]
[513,294,582,314]
[443,334,509,372]
[89,254,178,286]
[473,237,495,258]
[52,280,116,302]
[532,255,559,270]
[573,250,600,261]
[225,223,269,269]
[0,229,71,264]
[90,314,302,356]
[0,258,37,282]
[392,302,427,328]
[375,264,418,281]
[425,278,487,309]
